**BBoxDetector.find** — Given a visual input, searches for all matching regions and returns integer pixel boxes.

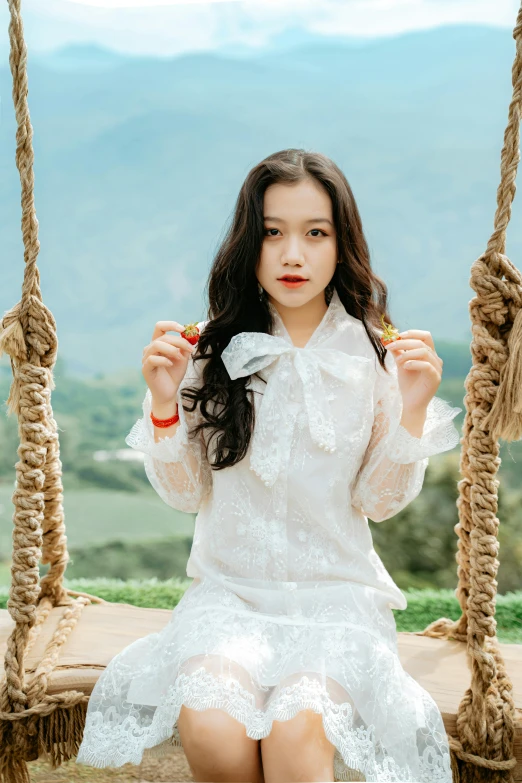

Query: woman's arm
[125,356,212,514]
[351,350,462,523]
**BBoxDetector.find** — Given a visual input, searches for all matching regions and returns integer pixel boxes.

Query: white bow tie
[221,332,372,487]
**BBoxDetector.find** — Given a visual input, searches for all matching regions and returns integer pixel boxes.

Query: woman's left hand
[385,330,443,412]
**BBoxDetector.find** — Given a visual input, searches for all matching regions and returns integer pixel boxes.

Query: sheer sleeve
[350,349,462,523]
[125,326,212,514]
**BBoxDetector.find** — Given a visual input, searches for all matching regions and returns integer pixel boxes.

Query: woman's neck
[269,292,328,348]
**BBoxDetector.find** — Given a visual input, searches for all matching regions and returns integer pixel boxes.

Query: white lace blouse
[126,287,462,613]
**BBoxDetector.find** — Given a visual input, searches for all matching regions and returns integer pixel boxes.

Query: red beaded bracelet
[150,405,179,428]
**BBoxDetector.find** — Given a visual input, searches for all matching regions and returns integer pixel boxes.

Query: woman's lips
[279,279,308,288]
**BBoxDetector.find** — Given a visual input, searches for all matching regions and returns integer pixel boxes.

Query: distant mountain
[21,28,374,71]
[31,43,132,73]
[1,24,520,376]
[215,26,372,60]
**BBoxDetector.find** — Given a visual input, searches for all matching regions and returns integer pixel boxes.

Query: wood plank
[0,606,521,777]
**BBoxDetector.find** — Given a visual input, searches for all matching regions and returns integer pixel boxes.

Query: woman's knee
[269,709,333,748]
[261,710,335,782]
[177,704,262,781]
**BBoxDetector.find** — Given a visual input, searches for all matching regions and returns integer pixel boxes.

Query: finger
[396,351,442,378]
[152,320,186,341]
[400,359,442,383]
[388,337,429,352]
[147,337,194,357]
[400,359,441,377]
[388,339,440,366]
[148,334,194,352]
[395,346,441,368]
[142,341,184,363]
[141,334,192,359]
[397,330,436,352]
[144,355,175,368]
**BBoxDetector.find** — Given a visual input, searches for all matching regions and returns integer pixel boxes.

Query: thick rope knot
[23,295,59,368]
[1,296,59,364]
[0,297,58,416]
[467,251,522,440]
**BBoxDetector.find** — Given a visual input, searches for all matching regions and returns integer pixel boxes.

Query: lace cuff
[385,396,462,465]
[125,387,193,464]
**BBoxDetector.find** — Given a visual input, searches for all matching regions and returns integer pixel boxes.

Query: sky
[0,0,520,58]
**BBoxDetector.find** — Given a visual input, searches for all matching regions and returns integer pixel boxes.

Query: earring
[258,281,264,301]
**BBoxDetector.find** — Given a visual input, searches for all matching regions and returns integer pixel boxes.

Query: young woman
[76,149,461,782]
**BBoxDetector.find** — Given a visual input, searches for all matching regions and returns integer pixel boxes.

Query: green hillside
[0,484,193,557]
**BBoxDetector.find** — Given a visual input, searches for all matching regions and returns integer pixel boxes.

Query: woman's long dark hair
[182,148,394,471]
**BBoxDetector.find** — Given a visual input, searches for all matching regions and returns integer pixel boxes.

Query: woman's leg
[177,704,265,783]
[260,709,336,783]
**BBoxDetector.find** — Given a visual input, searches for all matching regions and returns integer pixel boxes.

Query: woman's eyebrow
[263,216,333,226]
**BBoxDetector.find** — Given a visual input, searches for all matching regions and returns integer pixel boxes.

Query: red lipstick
[278,275,308,288]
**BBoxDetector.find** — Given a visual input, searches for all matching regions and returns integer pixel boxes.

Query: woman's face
[257,177,338,309]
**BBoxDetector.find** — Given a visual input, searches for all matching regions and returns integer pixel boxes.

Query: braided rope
[416,6,522,779]
[0,0,521,780]
[0,2,108,778]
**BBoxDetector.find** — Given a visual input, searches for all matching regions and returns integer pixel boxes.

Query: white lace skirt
[75,576,452,782]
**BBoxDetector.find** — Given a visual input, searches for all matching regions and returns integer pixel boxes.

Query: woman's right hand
[142,320,196,410]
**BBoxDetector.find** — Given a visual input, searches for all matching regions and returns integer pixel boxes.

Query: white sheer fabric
[76,288,462,782]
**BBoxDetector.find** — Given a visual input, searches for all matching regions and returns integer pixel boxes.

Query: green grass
[0,579,520,644]
[0,485,195,554]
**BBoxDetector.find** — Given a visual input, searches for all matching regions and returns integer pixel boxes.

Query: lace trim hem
[76,669,452,782]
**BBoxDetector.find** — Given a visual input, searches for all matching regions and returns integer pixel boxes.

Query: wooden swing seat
[1,601,521,777]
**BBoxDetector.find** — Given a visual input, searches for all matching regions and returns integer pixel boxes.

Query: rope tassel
[0,304,27,417]
[0,701,89,782]
[485,307,522,440]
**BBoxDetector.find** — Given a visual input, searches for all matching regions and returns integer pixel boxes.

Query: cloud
[1,0,518,57]
[66,0,245,5]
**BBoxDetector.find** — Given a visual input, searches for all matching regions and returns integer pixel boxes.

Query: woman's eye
[263,228,327,237]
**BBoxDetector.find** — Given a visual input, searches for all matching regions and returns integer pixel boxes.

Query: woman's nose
[282,235,305,262]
